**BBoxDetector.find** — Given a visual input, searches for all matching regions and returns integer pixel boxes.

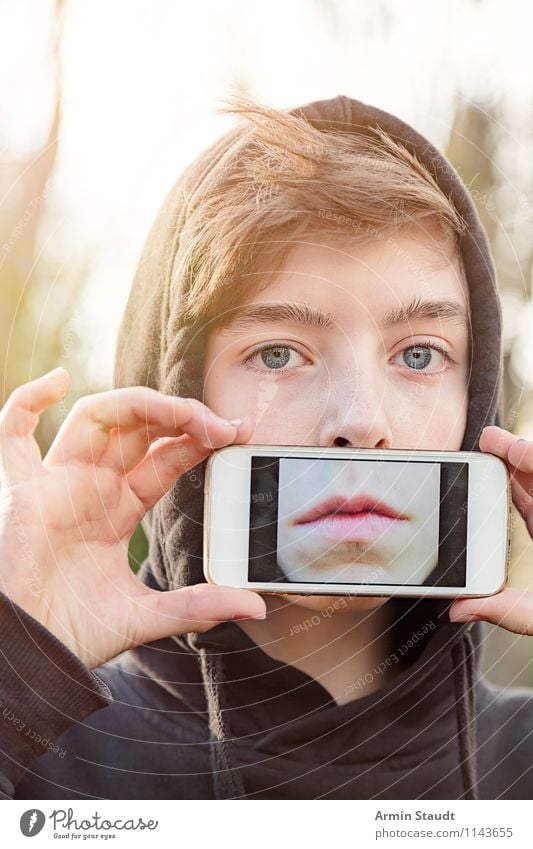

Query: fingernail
[449,609,479,622]
[225,417,247,428]
[509,438,528,459]
[230,610,266,621]
[210,410,245,428]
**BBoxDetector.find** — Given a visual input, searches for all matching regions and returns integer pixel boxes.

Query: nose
[318,367,393,450]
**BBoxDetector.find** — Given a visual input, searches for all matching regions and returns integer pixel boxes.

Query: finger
[480,426,533,475]
[480,426,533,536]
[134,584,267,644]
[479,425,514,456]
[449,587,533,635]
[44,387,247,468]
[509,473,533,537]
[507,437,533,474]
[99,423,190,475]
[99,407,252,475]
[126,418,253,510]
[0,367,70,487]
[125,434,213,509]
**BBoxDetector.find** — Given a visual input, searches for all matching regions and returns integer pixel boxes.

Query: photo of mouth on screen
[247,456,469,586]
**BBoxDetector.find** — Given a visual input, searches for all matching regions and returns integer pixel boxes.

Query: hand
[0,367,266,669]
[449,425,533,634]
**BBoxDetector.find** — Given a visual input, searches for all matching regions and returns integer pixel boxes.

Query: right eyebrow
[216,302,335,332]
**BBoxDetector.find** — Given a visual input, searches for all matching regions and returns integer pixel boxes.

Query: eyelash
[241,339,458,377]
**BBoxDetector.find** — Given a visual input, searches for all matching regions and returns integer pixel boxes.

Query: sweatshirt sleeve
[0,590,113,799]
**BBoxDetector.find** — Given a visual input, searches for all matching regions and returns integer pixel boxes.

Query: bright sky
[1,0,532,387]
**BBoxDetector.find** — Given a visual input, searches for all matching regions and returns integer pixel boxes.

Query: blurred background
[1,0,532,686]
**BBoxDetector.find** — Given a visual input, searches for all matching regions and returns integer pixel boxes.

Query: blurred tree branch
[0,0,93,454]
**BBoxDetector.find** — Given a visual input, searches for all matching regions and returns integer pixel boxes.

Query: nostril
[333,436,350,447]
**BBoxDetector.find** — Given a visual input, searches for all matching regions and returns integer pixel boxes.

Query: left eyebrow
[383,296,470,330]
[215,296,469,333]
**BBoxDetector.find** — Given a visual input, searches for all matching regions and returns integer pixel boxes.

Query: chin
[279,593,388,615]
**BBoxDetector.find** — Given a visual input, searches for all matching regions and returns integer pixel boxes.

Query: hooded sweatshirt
[1,94,532,802]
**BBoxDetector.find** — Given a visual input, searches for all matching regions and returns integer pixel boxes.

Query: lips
[292,494,410,544]
[294,494,409,525]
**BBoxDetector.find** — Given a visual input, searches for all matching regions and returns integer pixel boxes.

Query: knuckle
[180,585,198,619]
[1,384,26,414]
[0,402,37,437]
[132,386,164,405]
[70,395,89,416]
[182,397,205,415]
[120,386,165,420]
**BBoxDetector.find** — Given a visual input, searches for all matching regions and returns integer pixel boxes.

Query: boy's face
[202,227,470,615]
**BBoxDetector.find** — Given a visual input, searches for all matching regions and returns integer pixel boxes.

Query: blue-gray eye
[403,345,432,370]
[261,346,291,369]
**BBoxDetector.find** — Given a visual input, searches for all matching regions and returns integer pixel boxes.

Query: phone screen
[248,456,469,587]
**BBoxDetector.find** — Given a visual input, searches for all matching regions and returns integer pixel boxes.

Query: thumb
[449,587,533,636]
[134,583,267,643]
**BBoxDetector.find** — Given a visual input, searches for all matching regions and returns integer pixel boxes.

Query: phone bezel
[203,445,511,598]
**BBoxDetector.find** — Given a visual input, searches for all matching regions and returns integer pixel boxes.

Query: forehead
[250,231,468,314]
[208,229,470,343]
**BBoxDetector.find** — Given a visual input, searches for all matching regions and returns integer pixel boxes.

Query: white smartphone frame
[203,445,512,598]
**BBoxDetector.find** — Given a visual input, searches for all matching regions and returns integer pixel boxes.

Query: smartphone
[203,445,512,598]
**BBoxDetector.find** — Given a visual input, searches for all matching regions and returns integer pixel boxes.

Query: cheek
[203,361,252,419]
[252,408,313,443]
[203,362,321,456]
[234,376,320,444]
[394,379,468,450]
[426,385,468,449]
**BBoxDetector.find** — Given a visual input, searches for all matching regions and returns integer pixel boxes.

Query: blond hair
[178,95,467,326]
